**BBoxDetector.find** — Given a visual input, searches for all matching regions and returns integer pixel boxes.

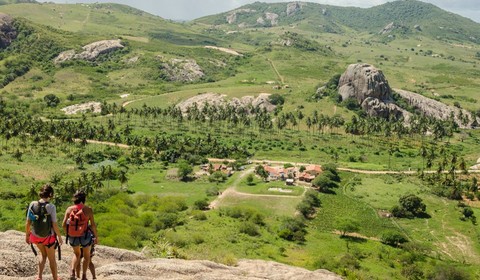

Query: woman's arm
[25,219,31,244]
[88,207,98,244]
[62,206,70,232]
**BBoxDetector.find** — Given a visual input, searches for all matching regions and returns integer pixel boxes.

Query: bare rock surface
[338,63,392,104]
[0,13,17,49]
[337,63,479,128]
[265,12,279,26]
[0,230,341,280]
[176,93,276,113]
[226,9,256,24]
[362,97,410,120]
[379,22,395,34]
[286,2,303,16]
[161,58,204,82]
[54,39,124,64]
[395,89,480,128]
[61,102,102,115]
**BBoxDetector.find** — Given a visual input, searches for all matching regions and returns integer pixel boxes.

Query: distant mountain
[0,0,36,5]
[195,0,480,44]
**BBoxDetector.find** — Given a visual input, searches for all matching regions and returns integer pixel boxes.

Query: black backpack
[28,201,52,238]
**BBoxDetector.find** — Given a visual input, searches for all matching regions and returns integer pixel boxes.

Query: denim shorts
[67,232,93,247]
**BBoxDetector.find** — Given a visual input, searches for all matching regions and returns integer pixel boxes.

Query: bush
[278,217,307,242]
[193,198,209,210]
[429,265,470,280]
[239,221,260,236]
[381,231,408,247]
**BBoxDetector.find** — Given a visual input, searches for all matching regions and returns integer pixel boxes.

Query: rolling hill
[195,0,480,43]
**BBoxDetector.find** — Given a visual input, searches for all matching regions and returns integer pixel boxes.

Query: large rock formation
[161,58,204,82]
[54,39,124,64]
[0,230,342,280]
[286,2,303,16]
[395,89,480,129]
[337,63,479,128]
[0,13,17,49]
[338,64,393,104]
[337,63,410,120]
[176,93,276,113]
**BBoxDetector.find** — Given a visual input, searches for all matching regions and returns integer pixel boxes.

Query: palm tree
[118,169,129,188]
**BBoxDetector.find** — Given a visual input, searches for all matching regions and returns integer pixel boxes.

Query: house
[263,165,296,181]
[299,165,322,182]
[202,163,233,176]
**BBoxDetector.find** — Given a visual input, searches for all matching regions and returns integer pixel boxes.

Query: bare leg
[71,246,82,279]
[45,245,58,280]
[76,257,81,278]
[89,261,96,279]
[35,244,47,280]
[81,246,91,280]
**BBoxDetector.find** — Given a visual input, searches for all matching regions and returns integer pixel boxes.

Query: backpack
[28,201,52,238]
[67,206,88,237]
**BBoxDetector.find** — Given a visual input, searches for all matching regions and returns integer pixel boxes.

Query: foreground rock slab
[0,230,341,280]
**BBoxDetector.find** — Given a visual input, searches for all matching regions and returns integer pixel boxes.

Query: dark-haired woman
[62,190,97,280]
[25,184,63,280]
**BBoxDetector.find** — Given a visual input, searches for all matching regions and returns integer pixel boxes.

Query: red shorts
[30,234,56,246]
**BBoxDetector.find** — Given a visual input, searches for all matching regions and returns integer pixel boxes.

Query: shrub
[239,221,260,236]
[193,198,209,210]
[278,217,307,242]
[381,231,408,247]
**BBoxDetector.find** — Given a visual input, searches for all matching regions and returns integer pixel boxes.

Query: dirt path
[209,167,253,209]
[267,58,284,85]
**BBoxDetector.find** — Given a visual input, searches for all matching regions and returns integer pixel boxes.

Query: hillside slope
[0,230,342,280]
[195,0,480,43]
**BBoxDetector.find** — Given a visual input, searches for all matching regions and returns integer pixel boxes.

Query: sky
[38,0,480,23]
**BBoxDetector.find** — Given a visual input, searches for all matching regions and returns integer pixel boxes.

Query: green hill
[195,0,480,44]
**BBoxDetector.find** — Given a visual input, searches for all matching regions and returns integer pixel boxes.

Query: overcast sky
[38,0,480,23]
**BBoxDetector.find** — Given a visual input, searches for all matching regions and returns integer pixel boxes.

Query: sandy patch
[205,46,242,56]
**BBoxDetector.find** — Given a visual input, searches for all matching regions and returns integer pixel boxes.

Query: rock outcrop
[338,63,409,120]
[54,39,124,64]
[379,22,395,34]
[395,89,480,129]
[337,63,479,128]
[61,102,102,115]
[286,2,303,16]
[265,12,279,26]
[161,58,204,82]
[176,93,276,114]
[0,13,17,49]
[0,230,342,280]
[226,9,256,24]
[338,64,392,104]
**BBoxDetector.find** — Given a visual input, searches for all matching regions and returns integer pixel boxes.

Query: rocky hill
[195,0,480,43]
[0,230,342,280]
[337,63,480,128]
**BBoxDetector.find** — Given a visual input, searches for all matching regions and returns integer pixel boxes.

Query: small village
[201,162,323,186]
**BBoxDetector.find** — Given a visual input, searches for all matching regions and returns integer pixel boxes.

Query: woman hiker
[25,184,63,280]
[63,190,98,280]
